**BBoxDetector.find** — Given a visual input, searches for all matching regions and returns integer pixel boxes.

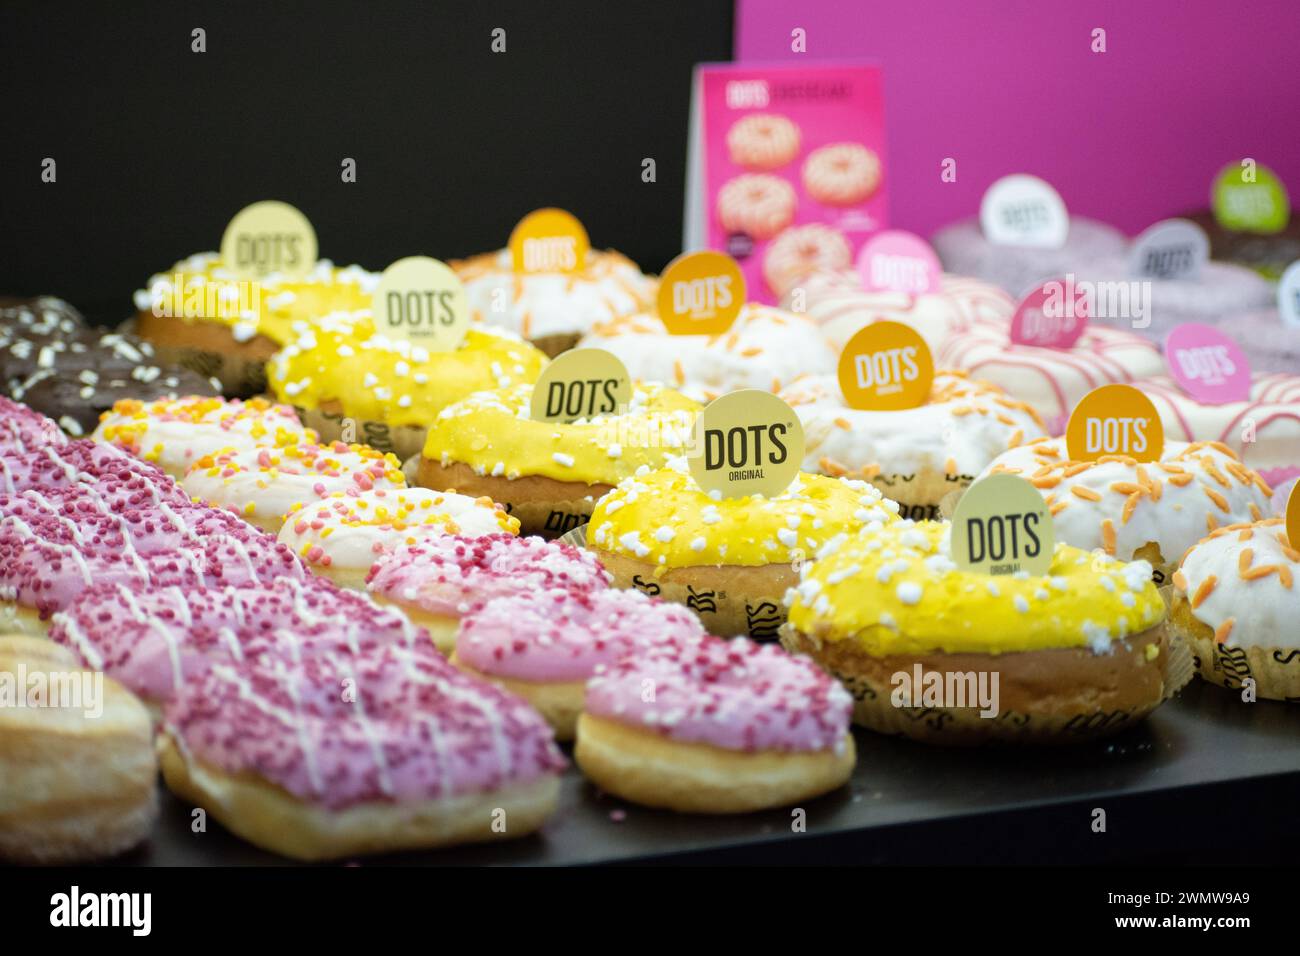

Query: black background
[0,0,733,323]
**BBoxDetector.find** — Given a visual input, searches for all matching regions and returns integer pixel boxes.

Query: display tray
[103,680,1300,866]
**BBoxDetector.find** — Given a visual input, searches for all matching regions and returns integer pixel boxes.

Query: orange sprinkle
[1049,501,1067,516]
[1203,485,1230,513]
[1238,548,1254,575]
[1007,429,1024,448]
[1101,518,1117,555]
[819,456,847,477]
[1214,618,1235,644]
[1121,492,1140,525]
[1242,564,1280,581]
[1238,528,1254,542]
[1172,570,1188,591]
[1167,473,1194,487]
[1071,486,1103,501]
[1191,575,1217,609]
[834,417,851,430]
[1031,475,1062,489]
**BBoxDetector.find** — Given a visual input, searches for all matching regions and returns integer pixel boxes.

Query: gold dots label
[371,256,468,352]
[688,389,804,499]
[508,208,590,274]
[529,348,632,423]
[656,251,746,335]
[836,321,934,411]
[1065,384,1164,463]
[951,473,1054,577]
[1287,482,1299,552]
[220,201,318,280]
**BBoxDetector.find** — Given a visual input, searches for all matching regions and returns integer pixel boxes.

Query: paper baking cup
[294,406,428,462]
[780,623,1190,745]
[1185,636,1300,702]
[499,498,595,540]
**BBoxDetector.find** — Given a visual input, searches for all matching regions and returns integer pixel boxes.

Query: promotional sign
[371,256,468,351]
[1065,384,1163,463]
[220,200,317,280]
[688,389,804,499]
[685,61,889,304]
[951,473,1054,577]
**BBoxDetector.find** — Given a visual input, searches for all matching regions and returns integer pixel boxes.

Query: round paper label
[1065,384,1163,463]
[951,473,1054,577]
[1010,277,1089,349]
[979,174,1069,249]
[657,251,746,335]
[1128,218,1209,281]
[855,230,942,295]
[1287,482,1300,552]
[1212,161,1291,234]
[688,389,804,500]
[1164,323,1251,404]
[508,208,590,274]
[836,321,934,411]
[529,348,632,423]
[219,200,318,280]
[1277,260,1300,330]
[371,257,468,352]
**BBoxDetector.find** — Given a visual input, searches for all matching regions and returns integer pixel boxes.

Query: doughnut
[0,295,85,340]
[0,638,158,863]
[1188,209,1300,281]
[981,438,1273,586]
[726,114,801,170]
[417,381,699,538]
[762,224,852,298]
[717,174,797,240]
[931,215,1128,297]
[279,487,519,588]
[939,274,1019,326]
[577,303,835,401]
[158,640,566,859]
[586,457,900,639]
[268,309,546,459]
[1,439,186,505]
[454,588,705,740]
[1170,518,1300,700]
[182,439,407,533]
[1073,257,1274,343]
[0,489,306,633]
[936,315,1164,434]
[0,396,67,455]
[133,252,379,395]
[783,370,1046,518]
[1213,309,1300,376]
[782,520,1184,743]
[366,534,611,654]
[94,395,314,479]
[1138,373,1300,482]
[50,577,425,711]
[575,632,856,812]
[452,248,657,357]
[801,143,881,207]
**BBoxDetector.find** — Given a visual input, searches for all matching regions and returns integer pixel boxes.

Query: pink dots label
[1010,277,1089,349]
[856,230,941,295]
[1164,323,1251,404]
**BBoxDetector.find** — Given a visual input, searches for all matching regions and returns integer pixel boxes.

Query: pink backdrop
[736,0,1300,238]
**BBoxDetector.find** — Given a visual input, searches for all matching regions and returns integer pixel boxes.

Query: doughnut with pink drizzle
[0,396,66,455]
[159,641,565,859]
[454,588,705,739]
[50,577,425,710]
[366,534,611,654]
[576,633,856,812]
[0,489,305,633]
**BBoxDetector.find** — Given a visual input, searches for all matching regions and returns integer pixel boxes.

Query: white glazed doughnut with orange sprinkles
[278,487,519,588]
[577,303,834,402]
[717,174,797,240]
[802,143,881,206]
[181,439,407,533]
[762,224,852,297]
[782,370,1046,518]
[981,438,1273,585]
[726,114,801,170]
[1171,518,1300,700]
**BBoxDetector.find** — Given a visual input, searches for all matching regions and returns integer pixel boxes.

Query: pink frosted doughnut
[727,114,801,170]
[575,633,856,813]
[763,224,852,297]
[50,578,425,709]
[802,143,881,207]
[717,174,797,240]
[0,439,184,503]
[453,588,705,739]
[366,533,611,654]
[159,641,566,859]
[0,492,305,627]
[0,396,66,456]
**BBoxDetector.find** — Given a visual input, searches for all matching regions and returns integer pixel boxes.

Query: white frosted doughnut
[802,143,881,206]
[726,114,801,170]
[762,224,852,297]
[717,174,797,240]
